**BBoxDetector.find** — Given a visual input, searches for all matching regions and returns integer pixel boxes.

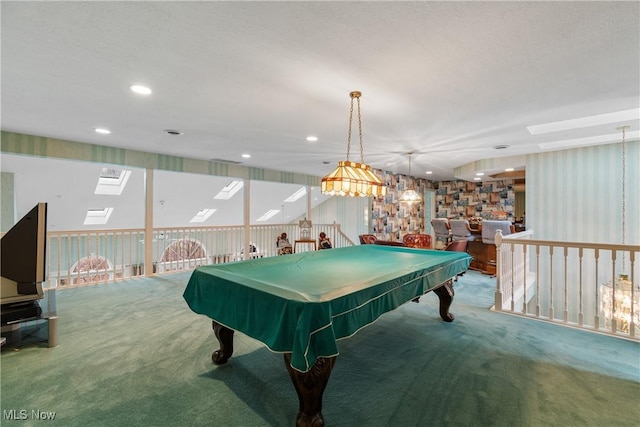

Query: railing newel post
[494,229,504,311]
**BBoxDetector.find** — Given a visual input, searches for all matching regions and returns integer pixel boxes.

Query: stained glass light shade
[399,188,422,203]
[321,91,386,198]
[321,161,386,197]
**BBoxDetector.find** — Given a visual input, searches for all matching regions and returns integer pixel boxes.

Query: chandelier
[399,152,422,203]
[321,91,386,197]
[600,125,638,335]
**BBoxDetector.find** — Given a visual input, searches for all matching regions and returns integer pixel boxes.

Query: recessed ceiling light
[306,136,318,142]
[164,129,183,136]
[527,108,639,135]
[473,177,482,181]
[95,128,111,134]
[475,172,484,176]
[242,154,251,158]
[505,168,515,172]
[425,171,433,175]
[130,85,152,95]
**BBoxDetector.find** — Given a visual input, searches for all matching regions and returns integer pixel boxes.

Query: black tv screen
[1,203,47,287]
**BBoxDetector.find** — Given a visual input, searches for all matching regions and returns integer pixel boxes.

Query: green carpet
[1,271,638,426]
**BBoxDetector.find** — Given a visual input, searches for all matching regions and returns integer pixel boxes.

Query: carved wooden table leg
[284,353,336,427]
[433,278,455,322]
[211,321,234,364]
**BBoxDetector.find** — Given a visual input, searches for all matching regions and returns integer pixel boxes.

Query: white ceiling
[1,2,639,228]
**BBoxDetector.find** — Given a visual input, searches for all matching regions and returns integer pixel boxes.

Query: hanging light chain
[621,126,627,272]
[346,91,364,162]
[346,95,354,161]
[356,94,364,163]
[408,153,413,190]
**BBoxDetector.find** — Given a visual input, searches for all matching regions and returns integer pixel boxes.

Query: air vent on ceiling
[210,158,243,165]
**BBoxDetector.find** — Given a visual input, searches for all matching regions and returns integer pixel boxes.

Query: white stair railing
[495,230,640,341]
[45,223,354,288]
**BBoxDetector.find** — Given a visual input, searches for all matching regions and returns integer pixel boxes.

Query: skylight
[83,208,114,225]
[214,180,244,200]
[538,130,640,150]
[94,168,132,195]
[190,208,217,223]
[527,109,640,135]
[284,187,307,202]
[256,209,280,222]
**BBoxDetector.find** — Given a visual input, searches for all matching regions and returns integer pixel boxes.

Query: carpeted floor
[1,270,638,426]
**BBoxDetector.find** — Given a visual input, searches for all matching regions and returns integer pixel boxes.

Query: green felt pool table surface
[184,244,471,372]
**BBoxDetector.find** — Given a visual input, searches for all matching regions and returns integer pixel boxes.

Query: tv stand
[0,202,55,349]
[1,291,58,349]
[2,300,42,323]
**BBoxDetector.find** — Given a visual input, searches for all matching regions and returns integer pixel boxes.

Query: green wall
[1,171,15,232]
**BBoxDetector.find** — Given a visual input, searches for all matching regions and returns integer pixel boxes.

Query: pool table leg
[284,353,337,427]
[211,321,234,364]
[433,278,455,322]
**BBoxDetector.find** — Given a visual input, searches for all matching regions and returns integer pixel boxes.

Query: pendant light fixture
[399,152,422,203]
[321,91,386,197]
[600,124,638,335]
[619,125,629,271]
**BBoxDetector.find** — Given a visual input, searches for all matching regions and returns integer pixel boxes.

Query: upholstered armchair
[359,234,378,244]
[481,220,513,245]
[403,233,432,249]
[431,218,452,245]
[450,219,475,241]
[481,220,513,276]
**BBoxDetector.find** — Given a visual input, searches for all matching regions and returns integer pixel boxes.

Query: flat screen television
[1,203,47,305]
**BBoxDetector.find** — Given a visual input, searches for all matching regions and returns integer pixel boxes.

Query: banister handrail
[41,223,639,341]
[494,228,639,341]
[500,235,640,252]
[44,223,355,289]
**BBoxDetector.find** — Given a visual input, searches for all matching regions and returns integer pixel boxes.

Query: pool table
[184,244,471,426]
